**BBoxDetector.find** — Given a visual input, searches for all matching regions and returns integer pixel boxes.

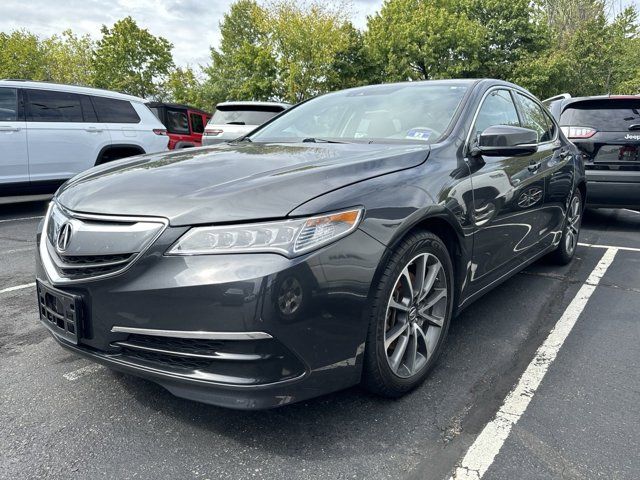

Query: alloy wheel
[565,195,581,255]
[384,253,448,378]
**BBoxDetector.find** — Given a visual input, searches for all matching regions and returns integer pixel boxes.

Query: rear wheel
[363,231,454,397]
[550,189,582,265]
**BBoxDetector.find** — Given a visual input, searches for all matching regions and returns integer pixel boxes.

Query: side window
[473,89,520,138]
[516,93,555,143]
[80,95,97,122]
[91,96,140,123]
[0,88,18,121]
[26,89,83,122]
[189,112,204,134]
[166,109,189,134]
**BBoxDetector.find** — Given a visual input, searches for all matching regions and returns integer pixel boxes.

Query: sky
[0,0,383,68]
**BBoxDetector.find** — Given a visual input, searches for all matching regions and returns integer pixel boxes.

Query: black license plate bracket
[37,281,83,344]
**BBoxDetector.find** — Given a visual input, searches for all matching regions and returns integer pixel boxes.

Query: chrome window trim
[40,201,169,285]
[110,326,273,340]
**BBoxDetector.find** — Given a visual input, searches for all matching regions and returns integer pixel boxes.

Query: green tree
[0,30,47,81]
[365,0,484,81]
[266,0,356,102]
[92,16,174,98]
[464,0,547,80]
[42,30,95,86]
[160,66,214,111]
[513,1,640,98]
[204,0,278,103]
[203,0,366,103]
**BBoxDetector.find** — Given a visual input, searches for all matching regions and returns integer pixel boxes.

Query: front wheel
[362,231,454,398]
[550,189,583,265]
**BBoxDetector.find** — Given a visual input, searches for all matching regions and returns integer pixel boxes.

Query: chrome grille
[40,202,167,283]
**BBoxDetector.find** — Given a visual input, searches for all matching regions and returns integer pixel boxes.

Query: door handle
[0,126,20,132]
[85,127,103,133]
[559,149,570,159]
[528,161,541,172]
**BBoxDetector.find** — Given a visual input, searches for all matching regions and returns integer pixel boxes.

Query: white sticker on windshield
[405,128,432,141]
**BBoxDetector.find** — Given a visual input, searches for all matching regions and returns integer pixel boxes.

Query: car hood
[57,142,430,225]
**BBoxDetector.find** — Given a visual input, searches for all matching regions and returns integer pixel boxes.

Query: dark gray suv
[36,79,585,409]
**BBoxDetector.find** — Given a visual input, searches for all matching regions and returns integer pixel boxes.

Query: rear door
[25,89,109,182]
[0,86,29,186]
[91,95,141,147]
[515,92,572,241]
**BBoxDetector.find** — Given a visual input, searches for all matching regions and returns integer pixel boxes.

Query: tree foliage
[92,16,174,98]
[0,0,639,108]
[514,1,640,98]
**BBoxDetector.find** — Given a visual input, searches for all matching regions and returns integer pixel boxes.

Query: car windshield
[560,99,640,131]
[210,106,283,126]
[250,83,469,144]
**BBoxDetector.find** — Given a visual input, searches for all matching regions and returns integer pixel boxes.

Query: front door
[466,89,549,295]
[0,87,29,188]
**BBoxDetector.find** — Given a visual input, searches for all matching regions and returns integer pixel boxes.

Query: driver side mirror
[471,125,538,157]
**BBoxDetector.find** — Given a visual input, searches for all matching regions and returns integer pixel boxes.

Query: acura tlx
[36,79,585,409]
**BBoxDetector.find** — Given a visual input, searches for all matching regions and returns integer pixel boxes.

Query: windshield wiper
[226,121,246,125]
[301,137,347,144]
[628,124,640,131]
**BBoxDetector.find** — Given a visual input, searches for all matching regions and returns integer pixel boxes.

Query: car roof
[0,79,146,103]
[216,101,291,110]
[146,101,211,116]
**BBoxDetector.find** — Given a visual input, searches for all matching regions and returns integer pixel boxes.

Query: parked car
[0,80,168,198]
[544,94,639,208]
[147,102,211,149]
[201,101,290,145]
[36,79,584,409]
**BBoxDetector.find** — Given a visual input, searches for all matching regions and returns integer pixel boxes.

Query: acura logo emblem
[56,222,73,252]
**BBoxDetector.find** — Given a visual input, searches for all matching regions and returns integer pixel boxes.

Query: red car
[147,102,211,149]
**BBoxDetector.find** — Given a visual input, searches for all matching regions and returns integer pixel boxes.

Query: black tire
[362,230,454,398]
[550,189,583,265]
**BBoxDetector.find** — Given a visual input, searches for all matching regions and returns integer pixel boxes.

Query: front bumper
[586,169,640,208]
[36,224,385,409]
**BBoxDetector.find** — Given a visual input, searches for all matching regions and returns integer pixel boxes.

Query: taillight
[561,126,597,139]
[204,129,223,136]
[153,128,167,136]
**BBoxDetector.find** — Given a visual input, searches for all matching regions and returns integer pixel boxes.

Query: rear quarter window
[560,99,640,131]
[91,96,141,123]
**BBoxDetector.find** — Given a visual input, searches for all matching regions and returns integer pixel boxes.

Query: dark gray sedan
[36,79,585,409]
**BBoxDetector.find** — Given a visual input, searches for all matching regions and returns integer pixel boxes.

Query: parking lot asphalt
[1,202,639,480]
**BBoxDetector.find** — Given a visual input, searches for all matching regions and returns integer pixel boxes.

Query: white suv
[0,80,169,199]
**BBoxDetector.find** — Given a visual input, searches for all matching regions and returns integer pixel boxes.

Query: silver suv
[0,80,168,200]
[202,101,290,145]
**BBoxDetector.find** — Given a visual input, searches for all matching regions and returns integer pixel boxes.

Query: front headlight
[167,208,363,257]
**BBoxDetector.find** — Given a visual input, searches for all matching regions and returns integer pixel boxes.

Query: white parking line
[449,247,618,480]
[0,282,36,294]
[0,215,43,224]
[63,364,104,381]
[578,241,640,253]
